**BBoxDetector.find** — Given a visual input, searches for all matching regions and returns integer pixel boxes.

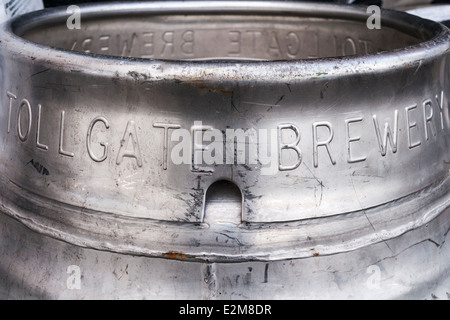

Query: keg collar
[1,1,449,80]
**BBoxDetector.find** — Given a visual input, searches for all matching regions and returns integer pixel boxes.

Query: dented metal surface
[0,1,449,299]
[1,205,449,299]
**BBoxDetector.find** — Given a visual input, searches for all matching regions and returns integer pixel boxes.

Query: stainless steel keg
[0,1,448,299]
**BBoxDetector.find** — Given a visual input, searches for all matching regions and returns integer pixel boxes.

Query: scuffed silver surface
[0,1,448,299]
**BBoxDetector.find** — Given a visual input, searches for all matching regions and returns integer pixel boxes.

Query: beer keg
[0,1,448,299]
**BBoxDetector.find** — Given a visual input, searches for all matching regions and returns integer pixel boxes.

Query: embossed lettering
[267,31,281,57]
[345,117,366,163]
[423,99,436,141]
[87,116,110,162]
[17,99,32,142]
[153,123,181,170]
[116,120,143,167]
[141,32,154,58]
[191,121,213,173]
[313,121,336,167]
[161,31,174,57]
[99,35,111,53]
[373,110,399,156]
[436,91,445,130]
[342,37,357,56]
[405,105,421,149]
[6,91,17,133]
[306,32,319,58]
[286,32,300,58]
[119,33,138,57]
[81,37,93,53]
[246,30,262,56]
[59,111,75,157]
[278,124,302,171]
[36,104,48,151]
[181,30,195,56]
[358,39,372,54]
[228,31,241,56]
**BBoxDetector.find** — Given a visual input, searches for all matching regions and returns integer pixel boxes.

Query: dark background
[42,0,450,9]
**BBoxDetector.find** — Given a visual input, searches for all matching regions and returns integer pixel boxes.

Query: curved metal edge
[0,173,448,263]
[0,207,449,299]
[0,1,448,83]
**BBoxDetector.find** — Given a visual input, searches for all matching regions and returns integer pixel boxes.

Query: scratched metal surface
[0,1,448,299]
[0,207,449,299]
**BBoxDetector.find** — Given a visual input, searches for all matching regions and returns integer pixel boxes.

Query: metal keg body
[1,2,449,252]
[0,2,448,299]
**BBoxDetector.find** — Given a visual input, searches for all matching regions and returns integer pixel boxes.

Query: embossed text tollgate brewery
[67,27,398,60]
[5,90,447,174]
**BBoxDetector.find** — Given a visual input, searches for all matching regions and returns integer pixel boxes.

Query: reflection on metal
[0,1,448,299]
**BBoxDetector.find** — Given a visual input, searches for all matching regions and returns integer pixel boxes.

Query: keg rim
[0,1,449,263]
[1,1,449,82]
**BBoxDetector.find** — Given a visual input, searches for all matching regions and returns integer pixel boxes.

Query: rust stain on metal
[311,248,320,257]
[192,82,234,97]
[165,251,187,260]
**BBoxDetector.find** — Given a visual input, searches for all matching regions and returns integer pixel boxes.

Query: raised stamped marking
[59,111,75,158]
[405,104,421,149]
[140,32,154,58]
[36,104,49,151]
[278,124,302,171]
[87,116,110,162]
[161,31,175,57]
[116,120,143,167]
[373,110,399,156]
[62,25,388,60]
[6,91,16,134]
[99,35,111,53]
[342,37,357,56]
[81,37,93,53]
[245,30,262,56]
[153,122,181,170]
[72,30,197,59]
[17,99,32,142]
[345,116,366,163]
[285,32,300,58]
[228,31,241,56]
[436,91,446,131]
[423,99,436,141]
[4,90,446,175]
[267,31,282,57]
[180,30,195,56]
[119,33,138,57]
[312,121,336,167]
